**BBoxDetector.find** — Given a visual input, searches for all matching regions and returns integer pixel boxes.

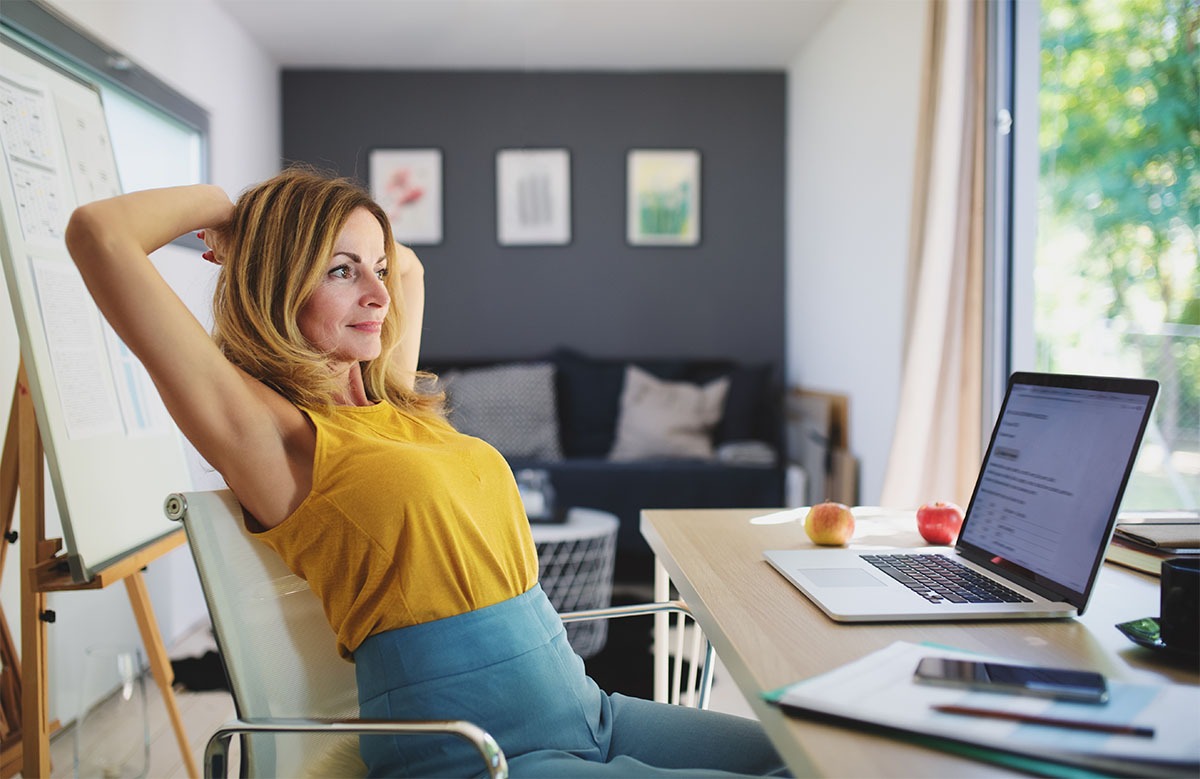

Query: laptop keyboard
[859,553,1033,605]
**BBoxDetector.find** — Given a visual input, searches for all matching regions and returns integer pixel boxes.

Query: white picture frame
[496,148,571,246]
[369,148,443,245]
[627,149,701,246]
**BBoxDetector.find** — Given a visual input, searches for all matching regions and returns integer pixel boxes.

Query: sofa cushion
[443,362,563,461]
[553,348,627,457]
[658,363,766,444]
[609,365,730,461]
[713,363,774,445]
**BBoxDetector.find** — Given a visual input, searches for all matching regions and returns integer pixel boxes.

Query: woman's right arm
[65,185,312,527]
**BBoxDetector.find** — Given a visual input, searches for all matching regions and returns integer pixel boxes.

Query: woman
[66,167,786,778]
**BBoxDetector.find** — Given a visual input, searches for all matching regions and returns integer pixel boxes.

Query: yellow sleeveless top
[255,402,539,658]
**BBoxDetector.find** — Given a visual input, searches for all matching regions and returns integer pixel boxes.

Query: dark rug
[170,649,230,692]
[582,619,655,699]
[581,591,658,699]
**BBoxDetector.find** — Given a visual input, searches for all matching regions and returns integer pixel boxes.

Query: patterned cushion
[609,365,730,461]
[443,362,564,461]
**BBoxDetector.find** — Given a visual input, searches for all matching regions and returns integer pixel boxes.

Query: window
[90,73,204,193]
[1,0,207,199]
[1007,0,1199,510]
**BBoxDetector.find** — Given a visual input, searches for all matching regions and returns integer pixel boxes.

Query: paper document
[0,71,69,247]
[768,641,1200,777]
[30,255,123,439]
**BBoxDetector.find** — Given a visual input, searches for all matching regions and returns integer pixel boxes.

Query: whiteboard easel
[0,36,199,778]
[0,47,190,583]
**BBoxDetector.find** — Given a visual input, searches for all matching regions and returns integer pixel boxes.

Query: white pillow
[444,362,564,461]
[302,736,367,778]
[609,365,730,461]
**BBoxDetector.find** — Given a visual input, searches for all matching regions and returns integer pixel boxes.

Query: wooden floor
[36,619,753,778]
[43,622,235,779]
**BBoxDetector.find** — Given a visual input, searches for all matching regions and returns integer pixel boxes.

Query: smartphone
[914,657,1109,703]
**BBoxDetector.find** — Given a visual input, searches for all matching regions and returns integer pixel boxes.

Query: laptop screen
[956,373,1157,610]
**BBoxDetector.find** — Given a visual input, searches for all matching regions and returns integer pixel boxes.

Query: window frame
[1,0,210,251]
[985,1,1049,403]
[983,0,1017,436]
[0,0,209,151]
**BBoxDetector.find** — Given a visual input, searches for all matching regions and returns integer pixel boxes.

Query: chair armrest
[204,716,506,779]
[558,599,692,624]
[558,601,715,710]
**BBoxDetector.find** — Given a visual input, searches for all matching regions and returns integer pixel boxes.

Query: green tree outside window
[1037,0,1199,508]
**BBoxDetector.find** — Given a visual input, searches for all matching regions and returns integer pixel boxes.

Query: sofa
[421,348,786,585]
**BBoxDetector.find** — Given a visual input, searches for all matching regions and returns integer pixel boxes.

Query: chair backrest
[167,489,363,777]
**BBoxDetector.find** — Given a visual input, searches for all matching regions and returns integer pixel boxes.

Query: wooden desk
[641,508,1199,777]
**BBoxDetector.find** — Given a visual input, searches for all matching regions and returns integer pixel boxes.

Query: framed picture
[496,148,571,246]
[626,149,701,246]
[369,148,442,245]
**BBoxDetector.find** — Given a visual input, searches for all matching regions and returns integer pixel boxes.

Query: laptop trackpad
[799,568,885,587]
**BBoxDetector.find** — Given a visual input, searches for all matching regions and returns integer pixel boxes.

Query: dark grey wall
[281,71,784,369]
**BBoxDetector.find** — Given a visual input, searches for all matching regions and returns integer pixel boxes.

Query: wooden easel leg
[125,572,199,779]
[17,373,49,779]
[2,386,17,559]
[0,606,22,778]
[6,369,198,778]
[1,386,24,776]
[18,592,46,779]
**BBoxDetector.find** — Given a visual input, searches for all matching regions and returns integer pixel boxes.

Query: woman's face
[298,207,390,368]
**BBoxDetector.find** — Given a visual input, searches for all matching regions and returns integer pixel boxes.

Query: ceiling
[213,0,841,70]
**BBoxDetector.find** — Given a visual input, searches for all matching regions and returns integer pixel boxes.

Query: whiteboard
[0,36,193,582]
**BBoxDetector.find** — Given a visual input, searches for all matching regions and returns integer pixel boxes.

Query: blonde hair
[212,166,443,416]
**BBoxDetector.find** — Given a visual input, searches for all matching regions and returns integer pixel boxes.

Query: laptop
[764,372,1158,622]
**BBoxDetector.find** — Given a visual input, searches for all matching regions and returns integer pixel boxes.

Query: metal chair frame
[165,490,711,779]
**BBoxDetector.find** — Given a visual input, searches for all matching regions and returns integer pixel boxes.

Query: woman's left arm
[391,241,425,387]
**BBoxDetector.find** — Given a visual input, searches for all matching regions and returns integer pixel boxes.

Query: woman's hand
[197,225,230,265]
[392,239,423,279]
[391,239,425,385]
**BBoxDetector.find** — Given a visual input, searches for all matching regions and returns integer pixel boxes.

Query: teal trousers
[355,584,788,777]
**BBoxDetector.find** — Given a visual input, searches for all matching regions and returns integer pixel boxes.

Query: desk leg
[653,559,669,703]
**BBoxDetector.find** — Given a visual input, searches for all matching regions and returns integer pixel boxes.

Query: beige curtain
[880,0,986,509]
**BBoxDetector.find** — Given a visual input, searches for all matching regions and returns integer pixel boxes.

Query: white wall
[0,0,279,725]
[0,0,926,729]
[786,0,928,504]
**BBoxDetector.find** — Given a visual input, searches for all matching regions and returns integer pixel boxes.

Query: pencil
[932,704,1155,738]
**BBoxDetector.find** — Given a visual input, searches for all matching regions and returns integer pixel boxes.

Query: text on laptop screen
[959,382,1151,593]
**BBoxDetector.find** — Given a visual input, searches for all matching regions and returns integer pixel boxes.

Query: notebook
[765,372,1159,622]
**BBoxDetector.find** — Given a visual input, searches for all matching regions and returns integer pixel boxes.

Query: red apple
[804,502,855,546]
[916,502,964,545]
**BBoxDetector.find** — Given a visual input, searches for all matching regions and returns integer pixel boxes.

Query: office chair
[165,489,713,778]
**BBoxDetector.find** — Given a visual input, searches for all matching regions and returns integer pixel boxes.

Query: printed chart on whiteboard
[0,39,192,582]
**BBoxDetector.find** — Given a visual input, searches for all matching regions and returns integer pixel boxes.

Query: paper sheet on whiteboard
[29,254,122,439]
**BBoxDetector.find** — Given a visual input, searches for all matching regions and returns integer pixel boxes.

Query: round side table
[529,508,619,658]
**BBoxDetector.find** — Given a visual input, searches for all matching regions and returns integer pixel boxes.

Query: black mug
[1160,557,1200,653]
